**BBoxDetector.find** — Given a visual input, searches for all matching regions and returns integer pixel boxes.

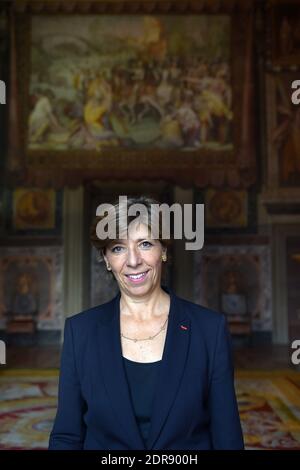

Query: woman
[49,196,244,450]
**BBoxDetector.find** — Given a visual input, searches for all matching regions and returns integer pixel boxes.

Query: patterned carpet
[0,370,58,450]
[0,369,300,450]
[236,370,300,449]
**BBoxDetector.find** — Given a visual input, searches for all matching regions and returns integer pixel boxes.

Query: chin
[124,280,158,297]
[127,284,152,295]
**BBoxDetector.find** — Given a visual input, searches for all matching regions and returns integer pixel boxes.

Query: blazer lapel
[146,287,191,449]
[97,291,146,450]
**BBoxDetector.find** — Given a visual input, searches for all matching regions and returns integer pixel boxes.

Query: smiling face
[103,220,166,298]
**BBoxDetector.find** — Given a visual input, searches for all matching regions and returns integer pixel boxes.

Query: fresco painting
[28,15,232,152]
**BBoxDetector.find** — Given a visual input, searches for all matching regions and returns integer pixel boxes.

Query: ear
[102,249,108,264]
[102,250,112,271]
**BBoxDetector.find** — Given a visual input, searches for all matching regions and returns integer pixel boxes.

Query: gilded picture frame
[11,0,256,187]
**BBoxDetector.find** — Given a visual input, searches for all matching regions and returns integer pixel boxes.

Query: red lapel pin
[180,325,188,330]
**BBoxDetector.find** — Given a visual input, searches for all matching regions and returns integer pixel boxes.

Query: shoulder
[65,294,118,331]
[173,292,226,336]
[173,293,231,368]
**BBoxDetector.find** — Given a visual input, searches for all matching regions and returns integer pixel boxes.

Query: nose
[126,245,142,268]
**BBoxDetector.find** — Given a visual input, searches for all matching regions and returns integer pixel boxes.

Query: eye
[140,241,153,248]
[111,245,124,253]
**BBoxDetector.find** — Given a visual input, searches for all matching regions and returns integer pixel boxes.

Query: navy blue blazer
[49,286,244,450]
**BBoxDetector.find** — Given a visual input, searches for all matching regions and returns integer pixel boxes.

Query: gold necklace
[120,315,169,342]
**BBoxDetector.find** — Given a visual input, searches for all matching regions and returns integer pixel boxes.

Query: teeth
[128,272,147,279]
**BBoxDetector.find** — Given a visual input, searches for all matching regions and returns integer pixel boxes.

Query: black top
[123,356,161,448]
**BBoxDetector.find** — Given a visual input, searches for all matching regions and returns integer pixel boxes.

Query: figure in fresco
[159,107,183,148]
[209,191,242,225]
[272,79,300,184]
[141,16,167,62]
[29,90,62,143]
[176,93,200,147]
[156,70,173,109]
[15,190,51,228]
[279,17,294,56]
[83,74,113,138]
[11,272,38,319]
[221,270,247,317]
[279,107,300,182]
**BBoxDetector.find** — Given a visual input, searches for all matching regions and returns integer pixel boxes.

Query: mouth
[125,270,149,284]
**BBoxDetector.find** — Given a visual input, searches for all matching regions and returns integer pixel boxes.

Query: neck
[119,285,170,321]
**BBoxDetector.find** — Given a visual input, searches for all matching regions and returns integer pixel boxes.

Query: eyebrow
[110,237,152,244]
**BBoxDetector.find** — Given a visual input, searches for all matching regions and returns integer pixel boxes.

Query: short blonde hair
[90,195,172,258]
